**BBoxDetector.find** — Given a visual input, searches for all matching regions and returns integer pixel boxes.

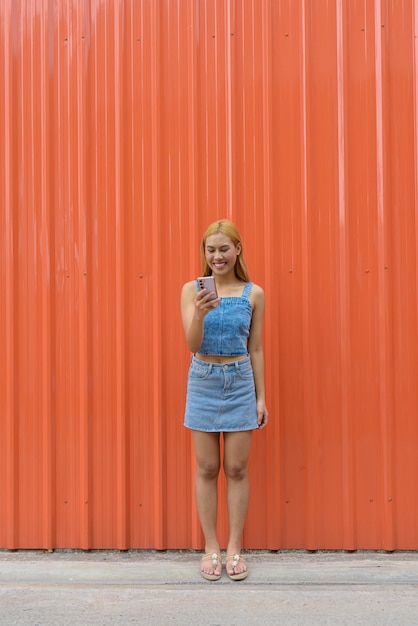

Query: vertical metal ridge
[38,0,54,550]
[374,0,395,550]
[260,0,280,549]
[413,0,418,544]
[76,0,90,550]
[112,0,128,551]
[300,0,319,551]
[149,0,166,549]
[414,0,418,380]
[1,0,18,548]
[336,0,355,550]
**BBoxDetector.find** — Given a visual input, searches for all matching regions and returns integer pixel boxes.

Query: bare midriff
[194,354,248,364]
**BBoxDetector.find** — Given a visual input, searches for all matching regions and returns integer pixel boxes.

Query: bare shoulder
[250,283,265,304]
[181,280,197,302]
[182,279,197,292]
[251,283,264,296]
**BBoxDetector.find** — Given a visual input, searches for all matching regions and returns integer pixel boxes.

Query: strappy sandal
[200,552,222,581]
[226,553,248,580]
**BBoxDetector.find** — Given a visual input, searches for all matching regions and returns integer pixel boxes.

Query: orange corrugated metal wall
[1,0,418,550]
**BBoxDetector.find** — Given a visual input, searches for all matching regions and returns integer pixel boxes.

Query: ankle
[226,545,241,557]
[205,543,220,555]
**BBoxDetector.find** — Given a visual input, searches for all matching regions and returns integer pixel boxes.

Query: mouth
[213,262,227,270]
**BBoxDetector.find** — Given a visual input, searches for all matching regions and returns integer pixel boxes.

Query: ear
[236,242,242,256]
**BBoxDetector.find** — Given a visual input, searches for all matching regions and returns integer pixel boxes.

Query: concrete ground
[1,550,418,625]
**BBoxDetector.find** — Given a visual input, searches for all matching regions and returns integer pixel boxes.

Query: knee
[196,461,220,481]
[224,462,248,481]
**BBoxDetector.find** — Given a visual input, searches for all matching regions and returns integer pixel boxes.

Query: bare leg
[223,430,252,576]
[192,430,221,576]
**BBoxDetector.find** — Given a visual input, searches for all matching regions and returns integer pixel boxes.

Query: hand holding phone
[197,276,218,302]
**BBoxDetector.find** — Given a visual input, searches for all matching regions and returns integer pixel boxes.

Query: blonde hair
[200,219,250,282]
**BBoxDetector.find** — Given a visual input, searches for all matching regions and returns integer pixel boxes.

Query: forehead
[205,232,234,248]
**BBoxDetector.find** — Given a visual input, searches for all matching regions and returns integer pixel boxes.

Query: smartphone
[197,276,218,301]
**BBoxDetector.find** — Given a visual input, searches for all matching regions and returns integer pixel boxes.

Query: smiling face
[200,219,249,281]
[204,232,241,277]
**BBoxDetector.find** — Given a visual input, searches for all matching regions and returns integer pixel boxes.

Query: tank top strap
[242,282,253,298]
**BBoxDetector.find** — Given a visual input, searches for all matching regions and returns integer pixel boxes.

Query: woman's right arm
[181,281,219,353]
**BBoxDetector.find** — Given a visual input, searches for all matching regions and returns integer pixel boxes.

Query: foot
[226,553,248,580]
[200,552,222,581]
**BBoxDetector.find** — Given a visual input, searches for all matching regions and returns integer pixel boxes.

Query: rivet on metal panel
[365,269,370,273]
[289,269,293,273]
[369,498,374,503]
[387,498,393,502]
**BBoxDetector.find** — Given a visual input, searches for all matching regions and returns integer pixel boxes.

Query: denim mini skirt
[184,355,258,432]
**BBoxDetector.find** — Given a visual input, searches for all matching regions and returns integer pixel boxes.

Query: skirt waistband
[192,355,250,371]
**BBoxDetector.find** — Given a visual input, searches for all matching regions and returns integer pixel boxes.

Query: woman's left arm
[248,285,268,429]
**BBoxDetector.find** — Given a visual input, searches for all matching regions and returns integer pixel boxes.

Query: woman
[181,219,268,581]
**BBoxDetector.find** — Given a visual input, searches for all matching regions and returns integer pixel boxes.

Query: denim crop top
[196,282,254,356]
